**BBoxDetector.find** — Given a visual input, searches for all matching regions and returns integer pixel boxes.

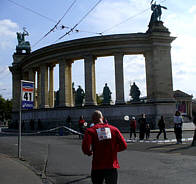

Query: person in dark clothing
[157,116,167,139]
[192,116,196,146]
[146,123,150,140]
[138,114,146,140]
[130,117,137,139]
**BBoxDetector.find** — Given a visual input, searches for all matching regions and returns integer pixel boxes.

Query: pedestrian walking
[82,110,127,184]
[138,114,147,140]
[130,117,137,139]
[146,123,151,140]
[191,116,196,146]
[157,116,167,139]
[174,111,183,144]
[78,116,85,139]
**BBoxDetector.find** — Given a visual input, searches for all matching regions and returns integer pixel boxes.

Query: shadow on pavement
[147,143,176,150]
[47,173,90,184]
[166,145,194,153]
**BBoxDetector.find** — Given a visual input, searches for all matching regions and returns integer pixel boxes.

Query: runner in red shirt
[82,110,127,184]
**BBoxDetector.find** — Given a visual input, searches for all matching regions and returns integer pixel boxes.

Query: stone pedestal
[145,21,175,103]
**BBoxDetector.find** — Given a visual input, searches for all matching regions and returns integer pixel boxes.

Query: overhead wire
[101,8,149,34]
[7,0,56,23]
[56,0,104,42]
[33,0,77,47]
[7,0,102,47]
[8,0,167,46]
[100,0,167,34]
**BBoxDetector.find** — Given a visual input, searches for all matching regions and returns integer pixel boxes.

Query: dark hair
[175,111,180,116]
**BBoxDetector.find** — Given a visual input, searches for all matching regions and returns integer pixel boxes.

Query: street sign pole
[18,81,22,159]
[18,80,34,159]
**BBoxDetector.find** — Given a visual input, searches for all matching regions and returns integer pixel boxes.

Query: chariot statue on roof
[149,0,167,26]
[16,27,31,54]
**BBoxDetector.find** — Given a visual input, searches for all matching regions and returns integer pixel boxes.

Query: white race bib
[96,127,111,141]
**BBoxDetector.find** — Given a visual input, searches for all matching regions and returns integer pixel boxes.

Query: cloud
[163,8,196,98]
[0,66,10,77]
[0,19,19,49]
[189,5,196,13]
[86,0,150,33]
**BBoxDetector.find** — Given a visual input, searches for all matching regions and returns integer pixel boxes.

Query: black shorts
[91,168,118,184]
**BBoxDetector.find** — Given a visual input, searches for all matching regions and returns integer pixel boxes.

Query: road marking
[126,138,193,144]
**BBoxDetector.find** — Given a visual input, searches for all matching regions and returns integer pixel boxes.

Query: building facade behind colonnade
[9,21,177,130]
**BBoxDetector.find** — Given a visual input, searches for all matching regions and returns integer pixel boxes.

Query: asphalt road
[0,130,196,184]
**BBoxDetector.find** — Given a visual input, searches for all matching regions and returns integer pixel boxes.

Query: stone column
[114,53,125,104]
[59,58,73,107]
[189,101,193,118]
[49,65,55,108]
[37,69,41,108]
[84,55,97,105]
[9,66,21,111]
[40,65,49,108]
[144,51,154,100]
[23,72,29,81]
[28,69,36,109]
[28,69,35,82]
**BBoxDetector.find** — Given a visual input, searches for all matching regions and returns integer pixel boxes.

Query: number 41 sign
[21,80,34,109]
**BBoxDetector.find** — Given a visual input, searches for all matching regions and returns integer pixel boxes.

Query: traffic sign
[21,80,34,109]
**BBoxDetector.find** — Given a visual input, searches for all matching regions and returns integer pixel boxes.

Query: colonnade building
[9,22,177,129]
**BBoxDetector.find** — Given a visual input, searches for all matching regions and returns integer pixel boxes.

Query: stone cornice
[13,31,175,70]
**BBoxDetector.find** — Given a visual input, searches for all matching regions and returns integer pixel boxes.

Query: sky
[0,0,196,102]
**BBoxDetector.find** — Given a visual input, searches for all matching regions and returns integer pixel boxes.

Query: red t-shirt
[82,123,127,170]
[79,119,85,126]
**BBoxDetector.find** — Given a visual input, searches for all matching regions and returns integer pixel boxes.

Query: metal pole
[18,81,22,159]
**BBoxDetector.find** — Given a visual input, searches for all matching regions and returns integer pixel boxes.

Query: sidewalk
[0,154,43,184]
[151,122,195,133]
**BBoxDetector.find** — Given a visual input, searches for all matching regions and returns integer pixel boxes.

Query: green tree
[0,95,12,122]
